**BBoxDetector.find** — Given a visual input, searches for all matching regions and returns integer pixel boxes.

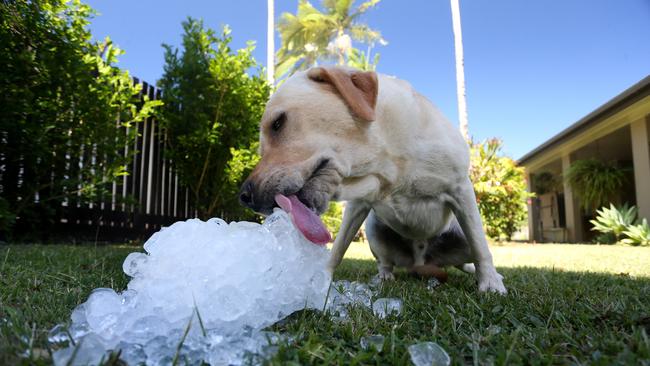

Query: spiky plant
[590,203,638,242]
[622,219,650,246]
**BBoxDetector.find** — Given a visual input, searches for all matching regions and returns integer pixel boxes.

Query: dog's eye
[271,113,285,132]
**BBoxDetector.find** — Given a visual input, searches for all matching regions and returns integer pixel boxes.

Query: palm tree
[450,0,469,142]
[275,0,385,79]
[267,0,275,85]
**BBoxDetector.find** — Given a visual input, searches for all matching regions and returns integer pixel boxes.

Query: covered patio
[519,76,650,242]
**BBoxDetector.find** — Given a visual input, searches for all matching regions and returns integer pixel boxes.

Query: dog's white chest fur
[371,192,453,241]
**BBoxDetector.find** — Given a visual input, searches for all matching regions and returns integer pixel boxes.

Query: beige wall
[631,116,650,221]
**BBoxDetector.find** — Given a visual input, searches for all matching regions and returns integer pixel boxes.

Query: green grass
[1,243,650,365]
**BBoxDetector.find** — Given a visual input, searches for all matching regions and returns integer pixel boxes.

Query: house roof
[518,75,650,165]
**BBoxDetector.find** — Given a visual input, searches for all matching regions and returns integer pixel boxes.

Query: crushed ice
[50,209,405,365]
[51,211,329,365]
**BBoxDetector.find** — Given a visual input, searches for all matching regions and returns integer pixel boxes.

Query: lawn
[1,242,649,365]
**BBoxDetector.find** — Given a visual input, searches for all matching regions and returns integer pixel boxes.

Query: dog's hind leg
[447,179,507,294]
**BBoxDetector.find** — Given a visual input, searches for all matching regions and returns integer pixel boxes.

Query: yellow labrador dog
[240,66,506,293]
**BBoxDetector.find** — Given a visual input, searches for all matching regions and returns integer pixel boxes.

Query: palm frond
[349,24,384,44]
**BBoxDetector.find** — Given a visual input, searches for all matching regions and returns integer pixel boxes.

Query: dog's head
[239,66,378,216]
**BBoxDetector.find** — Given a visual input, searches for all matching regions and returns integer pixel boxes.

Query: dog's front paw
[378,270,395,281]
[477,268,507,294]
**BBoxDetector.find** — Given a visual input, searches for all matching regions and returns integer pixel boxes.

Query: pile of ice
[50,210,331,365]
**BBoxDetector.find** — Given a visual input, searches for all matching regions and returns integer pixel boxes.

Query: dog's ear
[307,67,378,122]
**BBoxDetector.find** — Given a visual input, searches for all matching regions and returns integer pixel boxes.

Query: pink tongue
[274,194,331,245]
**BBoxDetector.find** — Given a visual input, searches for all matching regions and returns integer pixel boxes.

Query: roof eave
[517,75,650,166]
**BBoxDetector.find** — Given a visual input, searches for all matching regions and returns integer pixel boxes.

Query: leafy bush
[158,19,270,220]
[593,232,617,245]
[322,202,343,238]
[622,219,650,246]
[469,139,532,241]
[564,159,628,211]
[0,198,16,235]
[0,0,160,237]
[590,203,637,242]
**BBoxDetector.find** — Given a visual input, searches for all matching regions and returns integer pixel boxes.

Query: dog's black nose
[239,180,255,209]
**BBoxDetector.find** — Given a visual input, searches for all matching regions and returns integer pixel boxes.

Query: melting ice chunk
[360,334,385,351]
[427,277,442,291]
[326,280,375,320]
[408,342,451,366]
[372,298,403,319]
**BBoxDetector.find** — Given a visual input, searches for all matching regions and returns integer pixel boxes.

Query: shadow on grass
[274,258,650,365]
[1,246,649,365]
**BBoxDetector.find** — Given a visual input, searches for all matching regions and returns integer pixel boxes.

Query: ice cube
[115,341,146,365]
[368,274,383,288]
[372,298,403,319]
[84,288,121,333]
[70,303,87,324]
[408,342,451,366]
[47,324,71,346]
[487,324,502,336]
[122,252,148,277]
[144,335,173,363]
[53,334,107,366]
[360,334,385,351]
[427,278,442,291]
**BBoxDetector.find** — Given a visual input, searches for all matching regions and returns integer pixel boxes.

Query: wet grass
[1,243,649,365]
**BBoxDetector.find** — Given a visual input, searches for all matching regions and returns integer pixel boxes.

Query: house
[518,75,650,243]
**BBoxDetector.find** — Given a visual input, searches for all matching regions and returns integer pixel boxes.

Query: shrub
[158,19,270,220]
[0,0,160,237]
[590,203,637,242]
[322,202,343,238]
[469,139,532,241]
[622,219,650,246]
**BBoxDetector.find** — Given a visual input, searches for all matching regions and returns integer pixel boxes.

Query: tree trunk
[450,0,469,142]
[267,0,275,86]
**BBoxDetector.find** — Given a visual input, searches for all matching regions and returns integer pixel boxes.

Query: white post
[631,117,650,222]
[267,0,275,86]
[450,0,469,141]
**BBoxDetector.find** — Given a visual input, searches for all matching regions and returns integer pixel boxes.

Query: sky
[85,0,650,160]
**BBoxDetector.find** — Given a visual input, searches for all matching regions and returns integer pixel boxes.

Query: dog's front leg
[449,179,507,294]
[328,200,370,274]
